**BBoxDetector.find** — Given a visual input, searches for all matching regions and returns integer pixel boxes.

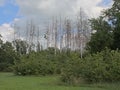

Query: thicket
[0,41,19,72]
[13,48,120,84]
[61,48,120,84]
[13,48,69,75]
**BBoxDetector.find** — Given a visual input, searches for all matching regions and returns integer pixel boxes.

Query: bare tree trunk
[54,19,58,54]
[28,20,36,52]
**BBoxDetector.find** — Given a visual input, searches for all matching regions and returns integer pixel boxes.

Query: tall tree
[87,17,113,53]
[104,0,120,50]
[0,41,19,71]
[76,8,90,57]
[86,0,120,53]
[65,18,72,50]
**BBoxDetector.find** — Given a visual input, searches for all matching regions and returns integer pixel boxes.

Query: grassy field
[0,73,119,90]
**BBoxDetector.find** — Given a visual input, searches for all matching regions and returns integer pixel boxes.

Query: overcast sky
[0,0,113,41]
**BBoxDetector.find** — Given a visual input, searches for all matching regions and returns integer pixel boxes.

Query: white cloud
[0,0,113,42]
[0,23,14,42]
[14,0,113,35]
[16,0,110,19]
[0,0,5,6]
[14,0,112,36]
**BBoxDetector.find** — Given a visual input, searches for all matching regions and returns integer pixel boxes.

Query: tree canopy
[87,0,120,53]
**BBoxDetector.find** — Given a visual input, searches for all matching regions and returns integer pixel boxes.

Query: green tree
[103,0,120,50]
[0,41,19,71]
[87,0,120,53]
[13,39,28,55]
[87,17,113,53]
[0,34,2,45]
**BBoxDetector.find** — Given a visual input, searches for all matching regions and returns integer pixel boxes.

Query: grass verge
[0,72,119,90]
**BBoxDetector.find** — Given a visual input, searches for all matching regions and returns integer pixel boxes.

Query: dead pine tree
[76,8,85,58]
[36,26,41,52]
[76,8,91,58]
[44,23,50,49]
[59,16,63,52]
[54,18,58,54]
[65,18,72,51]
[28,20,36,52]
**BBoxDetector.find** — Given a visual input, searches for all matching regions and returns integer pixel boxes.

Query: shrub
[61,48,120,84]
[13,50,66,76]
[60,52,84,85]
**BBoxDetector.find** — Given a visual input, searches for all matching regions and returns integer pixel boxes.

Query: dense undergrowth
[13,48,120,85]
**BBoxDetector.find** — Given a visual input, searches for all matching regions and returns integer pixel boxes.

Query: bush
[61,48,120,84]
[13,48,120,84]
[0,42,19,72]
[84,48,120,82]
[60,52,84,85]
[13,49,67,76]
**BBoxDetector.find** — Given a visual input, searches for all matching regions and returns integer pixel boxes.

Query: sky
[0,0,113,41]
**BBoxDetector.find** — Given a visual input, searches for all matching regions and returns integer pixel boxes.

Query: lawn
[0,73,119,90]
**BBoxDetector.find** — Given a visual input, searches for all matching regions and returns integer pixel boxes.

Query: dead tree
[76,8,91,58]
[28,21,36,52]
[65,18,72,51]
[36,26,41,52]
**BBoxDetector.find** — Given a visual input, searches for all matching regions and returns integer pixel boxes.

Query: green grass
[0,73,119,90]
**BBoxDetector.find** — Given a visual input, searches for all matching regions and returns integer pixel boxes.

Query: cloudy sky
[0,0,113,41]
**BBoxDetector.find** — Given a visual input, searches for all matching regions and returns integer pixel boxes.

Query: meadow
[0,73,119,90]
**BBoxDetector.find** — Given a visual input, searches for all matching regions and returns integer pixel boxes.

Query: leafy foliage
[0,40,19,71]
[87,0,120,53]
[12,39,28,55]
[13,48,67,75]
[61,48,120,84]
[87,17,113,54]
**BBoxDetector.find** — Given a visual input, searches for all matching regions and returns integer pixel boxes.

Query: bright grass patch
[0,73,119,90]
